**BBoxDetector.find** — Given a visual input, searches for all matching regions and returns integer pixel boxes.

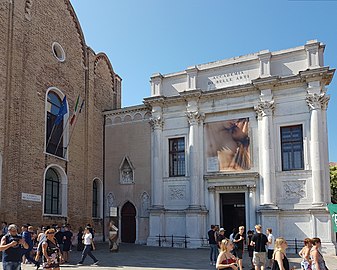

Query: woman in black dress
[272,237,294,270]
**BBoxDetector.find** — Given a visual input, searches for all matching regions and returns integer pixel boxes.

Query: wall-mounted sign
[207,70,251,90]
[21,193,41,202]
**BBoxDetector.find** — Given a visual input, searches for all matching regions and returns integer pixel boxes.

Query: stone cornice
[103,104,148,116]
[179,89,202,100]
[204,172,259,180]
[299,67,335,85]
[143,67,334,108]
[252,76,279,89]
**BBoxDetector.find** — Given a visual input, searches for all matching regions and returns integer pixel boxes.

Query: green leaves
[330,166,337,203]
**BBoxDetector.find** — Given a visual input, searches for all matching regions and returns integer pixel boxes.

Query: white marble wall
[140,41,335,252]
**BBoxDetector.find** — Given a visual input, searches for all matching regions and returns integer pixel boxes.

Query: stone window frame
[92,178,103,219]
[168,137,186,177]
[45,87,69,160]
[43,164,68,217]
[280,124,304,171]
[52,42,66,62]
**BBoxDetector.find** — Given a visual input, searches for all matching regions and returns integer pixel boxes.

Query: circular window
[52,42,65,62]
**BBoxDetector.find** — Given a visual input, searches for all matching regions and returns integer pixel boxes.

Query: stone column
[247,185,257,228]
[150,111,164,208]
[306,90,330,205]
[255,93,275,205]
[186,109,204,208]
[208,186,216,224]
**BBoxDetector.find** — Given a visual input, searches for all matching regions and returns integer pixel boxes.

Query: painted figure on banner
[205,118,250,172]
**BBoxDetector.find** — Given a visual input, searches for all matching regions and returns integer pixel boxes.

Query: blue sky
[70,0,337,162]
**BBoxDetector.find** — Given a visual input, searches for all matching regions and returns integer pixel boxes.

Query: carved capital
[306,93,330,111]
[208,186,216,193]
[186,111,205,125]
[149,116,164,130]
[254,100,275,119]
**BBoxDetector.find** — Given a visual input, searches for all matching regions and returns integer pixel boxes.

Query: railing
[201,238,300,254]
[156,235,190,248]
[285,238,299,254]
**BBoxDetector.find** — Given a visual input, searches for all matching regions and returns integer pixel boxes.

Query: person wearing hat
[0,223,29,270]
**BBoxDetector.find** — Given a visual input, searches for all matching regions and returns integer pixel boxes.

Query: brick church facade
[0,0,121,239]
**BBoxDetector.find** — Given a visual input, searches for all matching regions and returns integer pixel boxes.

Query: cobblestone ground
[1,243,337,270]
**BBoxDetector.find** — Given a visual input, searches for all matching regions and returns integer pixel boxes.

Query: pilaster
[306,83,330,206]
[186,66,198,90]
[149,105,164,208]
[258,50,271,78]
[150,73,163,97]
[185,98,204,209]
[254,89,276,206]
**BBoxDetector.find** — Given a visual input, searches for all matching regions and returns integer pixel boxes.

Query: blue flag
[54,96,68,125]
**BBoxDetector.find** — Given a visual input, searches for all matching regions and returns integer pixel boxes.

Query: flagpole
[46,123,57,150]
[54,116,71,156]
[64,100,84,157]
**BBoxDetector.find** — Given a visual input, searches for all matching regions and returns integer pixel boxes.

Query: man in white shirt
[266,228,275,269]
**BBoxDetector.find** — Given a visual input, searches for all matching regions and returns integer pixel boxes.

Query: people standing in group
[217,228,226,252]
[0,223,29,270]
[21,224,40,268]
[77,226,98,266]
[230,228,239,256]
[233,226,245,270]
[272,237,292,270]
[61,225,73,263]
[41,228,62,270]
[208,224,219,266]
[54,226,64,260]
[266,228,275,269]
[1,222,8,237]
[35,226,48,266]
[250,224,268,270]
[76,227,84,252]
[299,238,312,270]
[310,238,328,270]
[247,230,255,270]
[216,238,238,270]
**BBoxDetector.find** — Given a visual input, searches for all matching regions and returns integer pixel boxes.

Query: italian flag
[70,95,80,125]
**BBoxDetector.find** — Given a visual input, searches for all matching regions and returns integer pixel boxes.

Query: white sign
[22,193,41,202]
[109,207,118,217]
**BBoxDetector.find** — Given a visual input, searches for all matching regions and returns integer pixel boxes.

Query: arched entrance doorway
[121,201,136,243]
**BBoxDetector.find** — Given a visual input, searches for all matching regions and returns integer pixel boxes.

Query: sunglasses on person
[47,232,55,235]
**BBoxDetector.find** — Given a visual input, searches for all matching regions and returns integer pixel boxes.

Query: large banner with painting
[205,118,250,172]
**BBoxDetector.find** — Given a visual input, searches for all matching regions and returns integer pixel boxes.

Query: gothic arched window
[46,91,67,157]
[44,168,61,215]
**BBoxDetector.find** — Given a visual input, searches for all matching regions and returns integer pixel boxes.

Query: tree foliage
[330,165,337,203]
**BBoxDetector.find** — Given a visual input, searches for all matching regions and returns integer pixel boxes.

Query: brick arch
[65,0,88,65]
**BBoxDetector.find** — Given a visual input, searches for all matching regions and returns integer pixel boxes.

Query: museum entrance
[220,193,246,238]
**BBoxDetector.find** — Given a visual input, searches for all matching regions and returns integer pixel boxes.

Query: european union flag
[54,96,68,125]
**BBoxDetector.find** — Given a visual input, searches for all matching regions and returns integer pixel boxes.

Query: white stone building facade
[105,40,336,253]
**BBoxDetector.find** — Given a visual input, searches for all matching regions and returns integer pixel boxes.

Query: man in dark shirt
[0,224,29,270]
[207,225,218,266]
[250,224,268,270]
[234,226,245,270]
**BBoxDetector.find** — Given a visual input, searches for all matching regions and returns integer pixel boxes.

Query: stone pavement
[2,243,337,270]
